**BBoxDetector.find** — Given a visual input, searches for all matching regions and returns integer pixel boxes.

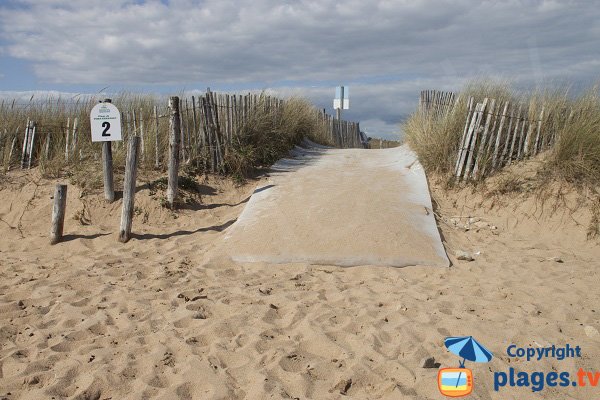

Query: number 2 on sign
[102,121,111,136]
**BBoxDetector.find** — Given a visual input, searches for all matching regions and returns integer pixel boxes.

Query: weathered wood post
[139,108,145,164]
[21,120,31,169]
[64,117,70,162]
[27,122,36,169]
[154,105,160,168]
[118,135,140,243]
[50,184,68,245]
[71,117,78,159]
[167,96,181,209]
[102,99,115,202]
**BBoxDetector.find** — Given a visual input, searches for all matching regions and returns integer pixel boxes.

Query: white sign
[334,86,349,110]
[90,102,122,142]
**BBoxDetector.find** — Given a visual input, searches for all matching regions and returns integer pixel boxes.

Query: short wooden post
[118,136,140,243]
[167,96,181,209]
[50,184,67,245]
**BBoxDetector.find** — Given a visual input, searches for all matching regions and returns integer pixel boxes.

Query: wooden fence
[420,90,457,118]
[0,91,362,173]
[421,90,555,181]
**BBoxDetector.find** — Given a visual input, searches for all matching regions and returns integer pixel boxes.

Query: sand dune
[0,152,599,399]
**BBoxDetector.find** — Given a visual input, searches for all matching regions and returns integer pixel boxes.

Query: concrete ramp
[223,141,449,267]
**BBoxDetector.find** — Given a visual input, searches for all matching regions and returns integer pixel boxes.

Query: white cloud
[0,0,599,137]
[2,0,599,85]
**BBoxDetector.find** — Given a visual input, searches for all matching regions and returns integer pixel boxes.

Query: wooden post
[191,96,198,157]
[71,117,78,159]
[139,108,145,164]
[154,105,160,168]
[27,122,36,169]
[50,184,67,245]
[21,120,31,169]
[118,136,140,243]
[65,117,70,162]
[179,100,186,162]
[167,96,181,208]
[101,99,115,202]
[185,97,191,161]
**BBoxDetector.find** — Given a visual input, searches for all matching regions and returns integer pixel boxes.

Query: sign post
[333,86,350,119]
[333,86,349,146]
[90,99,122,202]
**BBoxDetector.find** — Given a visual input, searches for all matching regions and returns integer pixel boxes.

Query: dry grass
[0,92,332,184]
[225,97,330,179]
[402,80,600,187]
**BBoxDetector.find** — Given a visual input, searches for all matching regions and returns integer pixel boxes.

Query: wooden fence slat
[27,123,36,169]
[64,117,70,162]
[454,97,477,178]
[492,101,510,169]
[533,106,545,155]
[507,105,522,165]
[516,114,528,161]
[473,98,496,179]
[456,101,482,179]
[21,119,30,168]
[463,98,488,180]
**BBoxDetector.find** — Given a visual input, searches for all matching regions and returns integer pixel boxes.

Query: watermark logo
[493,344,599,393]
[438,336,493,397]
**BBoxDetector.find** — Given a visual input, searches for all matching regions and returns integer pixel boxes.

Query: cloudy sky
[0,0,599,139]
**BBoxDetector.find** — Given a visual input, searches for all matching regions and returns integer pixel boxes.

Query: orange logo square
[438,368,473,397]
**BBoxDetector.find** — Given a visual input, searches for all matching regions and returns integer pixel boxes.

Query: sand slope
[223,142,449,267]
[0,153,599,399]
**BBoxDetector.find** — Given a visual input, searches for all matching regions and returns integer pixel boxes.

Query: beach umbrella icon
[444,336,493,391]
[445,336,493,367]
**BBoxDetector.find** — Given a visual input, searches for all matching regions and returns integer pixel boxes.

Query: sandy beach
[1,153,599,399]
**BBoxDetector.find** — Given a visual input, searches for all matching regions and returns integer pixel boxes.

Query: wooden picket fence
[454,97,548,181]
[420,90,457,118]
[1,91,362,173]
[420,90,556,181]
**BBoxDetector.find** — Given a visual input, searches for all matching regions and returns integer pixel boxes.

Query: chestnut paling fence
[0,91,363,173]
[419,90,557,181]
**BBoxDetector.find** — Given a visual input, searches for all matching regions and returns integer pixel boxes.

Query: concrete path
[223,141,449,267]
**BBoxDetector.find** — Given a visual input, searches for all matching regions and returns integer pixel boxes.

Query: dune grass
[0,92,333,184]
[402,80,600,187]
[226,97,331,179]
